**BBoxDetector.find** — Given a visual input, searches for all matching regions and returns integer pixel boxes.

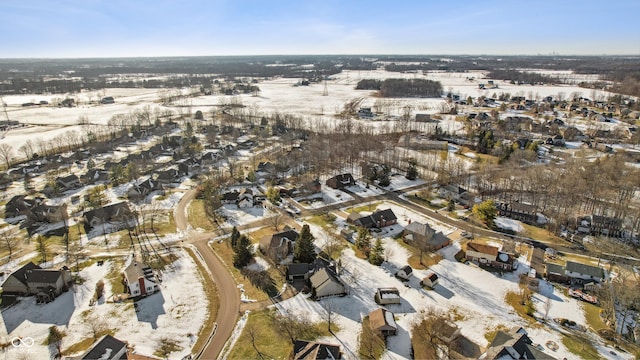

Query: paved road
[174,189,240,360]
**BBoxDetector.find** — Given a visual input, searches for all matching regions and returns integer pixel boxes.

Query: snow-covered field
[495,216,525,233]
[0,248,207,359]
[272,214,630,360]
[2,69,622,159]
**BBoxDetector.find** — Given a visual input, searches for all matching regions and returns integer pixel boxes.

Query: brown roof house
[369,308,397,337]
[483,327,555,360]
[292,340,342,360]
[465,241,517,271]
[83,202,135,236]
[354,209,397,229]
[325,173,355,189]
[260,228,299,263]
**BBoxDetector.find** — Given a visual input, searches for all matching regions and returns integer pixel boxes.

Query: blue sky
[1,0,639,58]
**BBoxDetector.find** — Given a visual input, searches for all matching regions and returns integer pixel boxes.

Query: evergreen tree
[406,158,418,180]
[233,235,253,268]
[355,227,371,257]
[294,224,316,263]
[369,239,385,266]
[230,226,240,248]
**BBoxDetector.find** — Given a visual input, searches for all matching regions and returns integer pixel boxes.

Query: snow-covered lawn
[495,216,525,233]
[274,215,630,360]
[0,248,207,360]
[219,204,268,227]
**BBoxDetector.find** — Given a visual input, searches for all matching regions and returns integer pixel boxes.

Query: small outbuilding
[395,265,412,281]
[420,271,439,289]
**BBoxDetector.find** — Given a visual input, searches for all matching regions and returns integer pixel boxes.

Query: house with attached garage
[564,261,605,283]
[465,241,517,271]
[55,174,81,191]
[353,209,398,229]
[123,260,160,298]
[1,262,73,303]
[83,202,135,235]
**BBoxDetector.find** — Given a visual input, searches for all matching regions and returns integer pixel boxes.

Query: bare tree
[0,143,14,169]
[269,211,283,231]
[246,324,265,360]
[0,229,21,260]
[18,139,35,160]
[321,299,336,333]
[543,297,552,322]
[85,314,108,340]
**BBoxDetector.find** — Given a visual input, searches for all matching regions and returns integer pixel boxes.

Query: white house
[123,260,159,297]
[565,261,605,283]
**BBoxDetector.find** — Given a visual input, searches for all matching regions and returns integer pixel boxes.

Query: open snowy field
[0,248,207,360]
[2,68,619,158]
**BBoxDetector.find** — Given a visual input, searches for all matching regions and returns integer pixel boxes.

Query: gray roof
[82,335,128,360]
[565,261,604,279]
[404,222,435,237]
[3,262,40,286]
[545,263,565,276]
[123,261,156,284]
[426,232,450,247]
[26,269,62,285]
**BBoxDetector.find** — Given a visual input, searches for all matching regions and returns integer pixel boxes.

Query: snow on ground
[246,255,271,272]
[344,184,385,198]
[0,248,207,360]
[219,204,268,227]
[494,216,525,233]
[387,174,425,191]
[275,212,630,360]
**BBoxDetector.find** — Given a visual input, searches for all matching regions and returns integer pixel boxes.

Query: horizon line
[1,53,640,61]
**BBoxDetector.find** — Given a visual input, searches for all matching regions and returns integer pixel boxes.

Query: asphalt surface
[174,189,240,360]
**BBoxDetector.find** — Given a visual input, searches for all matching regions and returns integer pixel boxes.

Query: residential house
[79,335,128,360]
[369,308,397,337]
[81,168,109,184]
[127,178,164,200]
[325,173,355,189]
[420,271,439,289]
[154,168,181,185]
[292,340,342,360]
[302,178,322,195]
[25,203,68,236]
[83,202,134,234]
[374,287,401,305]
[0,262,72,302]
[395,265,412,281]
[354,209,397,229]
[4,195,40,220]
[483,327,555,360]
[260,229,299,262]
[286,263,313,282]
[465,241,516,271]
[123,260,160,297]
[497,202,538,224]
[221,190,240,204]
[544,263,567,283]
[403,222,451,251]
[565,261,605,283]
[237,188,254,208]
[55,174,81,191]
[310,267,346,299]
[439,184,467,203]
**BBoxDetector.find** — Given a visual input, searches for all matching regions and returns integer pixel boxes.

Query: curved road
[174,189,240,360]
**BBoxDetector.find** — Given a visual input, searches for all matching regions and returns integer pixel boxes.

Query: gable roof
[369,308,397,333]
[4,262,40,286]
[404,222,435,237]
[427,232,450,248]
[293,340,342,360]
[466,242,499,256]
[26,269,63,285]
[82,335,128,360]
[83,202,133,226]
[565,261,604,279]
[123,261,156,285]
[310,267,345,295]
